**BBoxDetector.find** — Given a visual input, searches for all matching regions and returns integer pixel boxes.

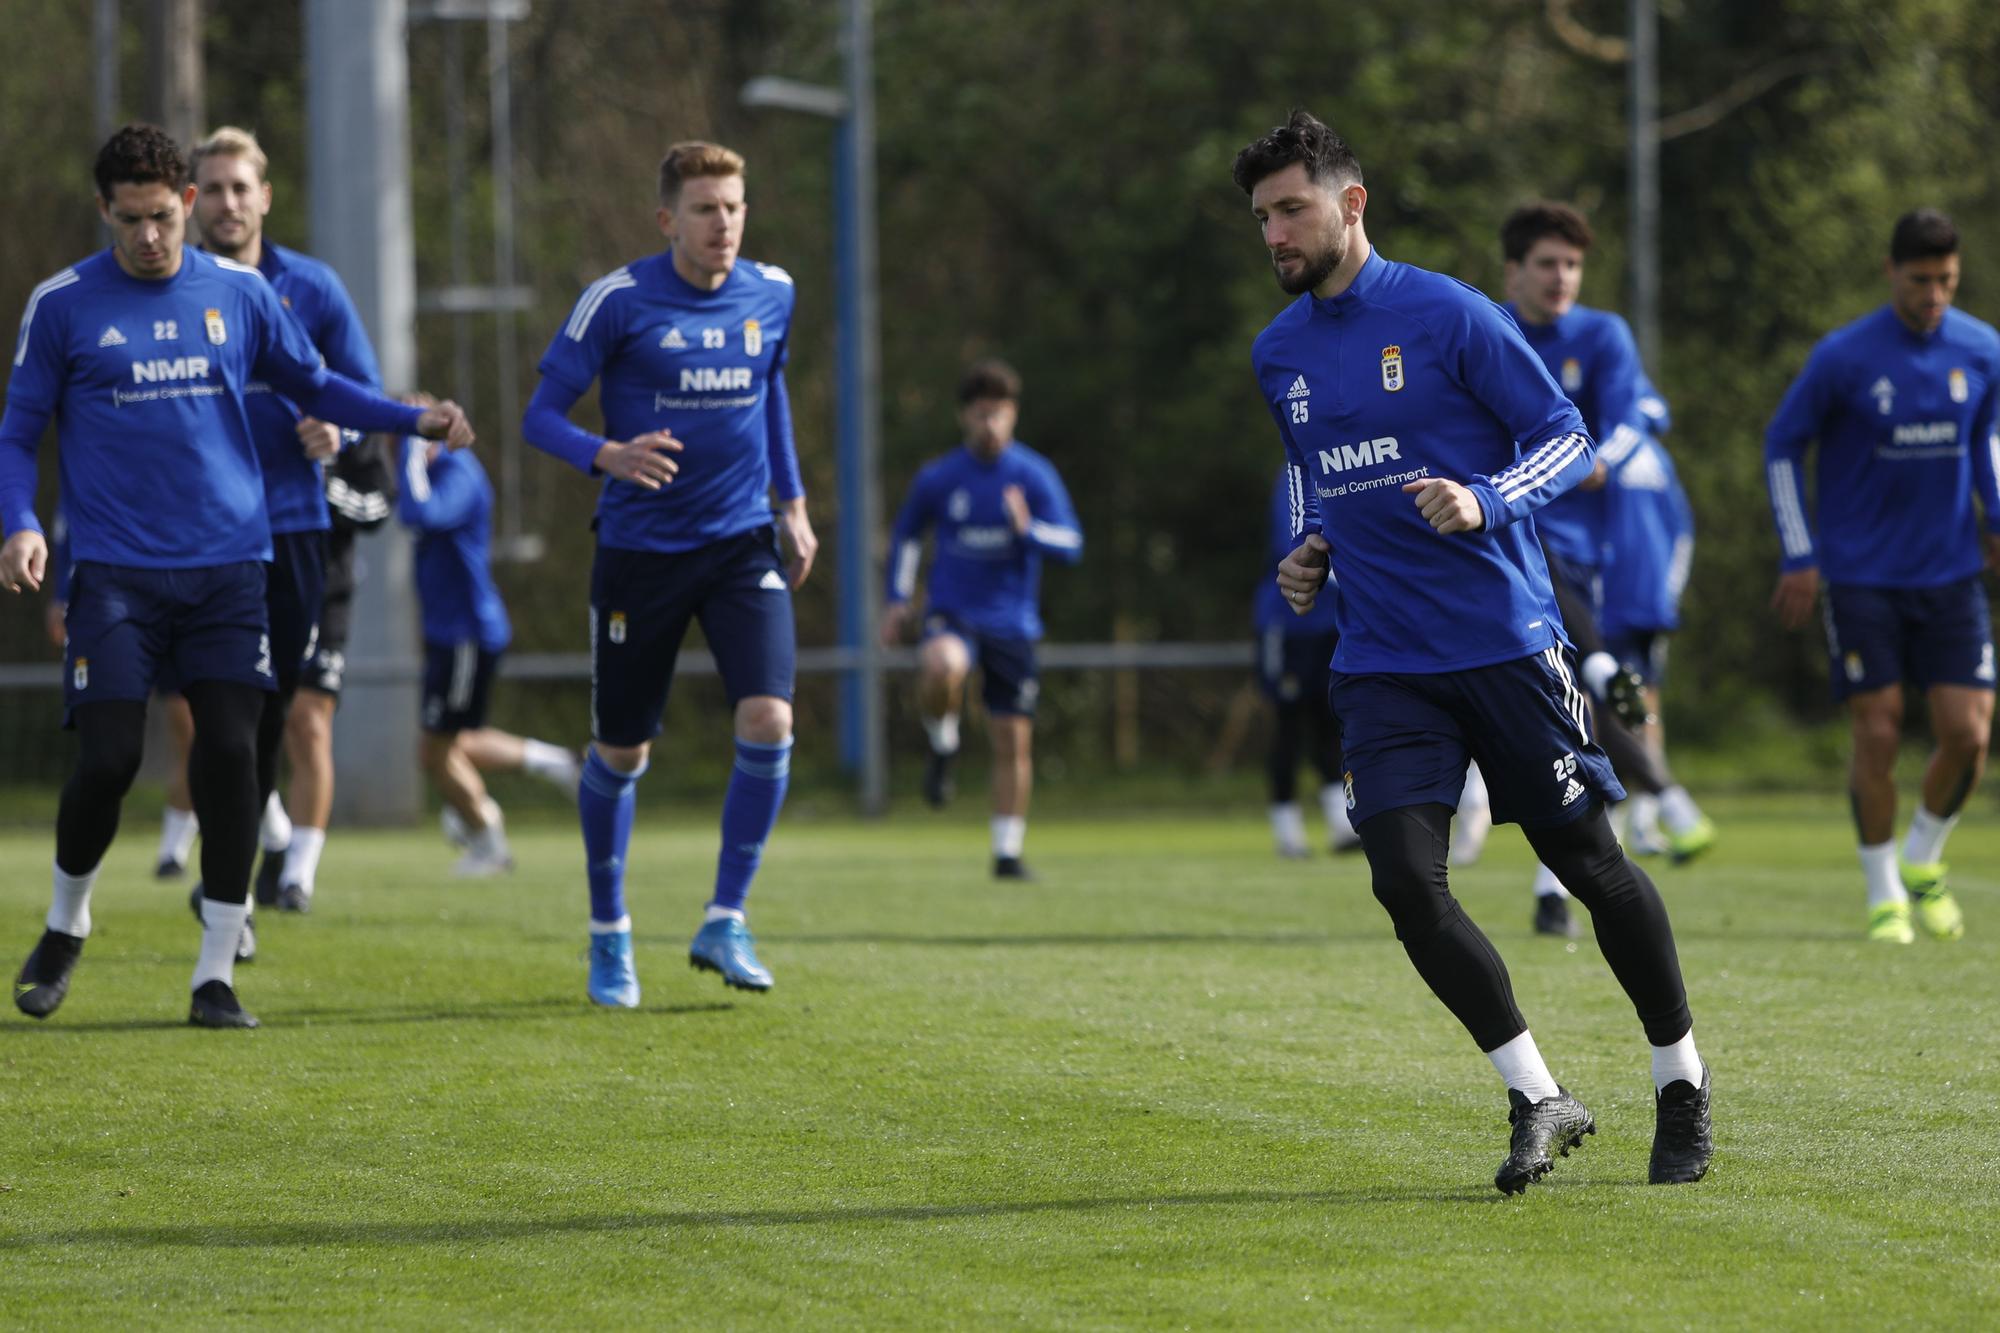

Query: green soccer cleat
[1866,901,1914,945]
[1666,817,1716,866]
[1900,860,1965,941]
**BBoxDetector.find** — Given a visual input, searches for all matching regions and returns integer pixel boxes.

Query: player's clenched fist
[594,431,685,490]
[1402,477,1485,534]
[1276,531,1331,614]
[0,530,48,594]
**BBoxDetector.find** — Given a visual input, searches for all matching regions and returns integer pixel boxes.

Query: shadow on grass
[0,1184,1523,1250]
[2,997,734,1035]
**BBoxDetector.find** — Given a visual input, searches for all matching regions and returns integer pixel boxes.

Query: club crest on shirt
[1380,344,1405,392]
[1949,368,1969,403]
[948,488,971,521]
[1561,358,1582,392]
[743,318,763,357]
[609,611,628,644]
[204,308,227,345]
[1871,376,1895,415]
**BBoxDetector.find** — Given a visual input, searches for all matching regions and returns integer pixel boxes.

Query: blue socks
[713,737,792,913]
[579,747,643,928]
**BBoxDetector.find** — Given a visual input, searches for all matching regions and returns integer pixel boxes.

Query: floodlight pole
[742,0,887,816]
[1628,0,1661,371]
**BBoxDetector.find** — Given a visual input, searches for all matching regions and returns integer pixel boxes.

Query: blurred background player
[2,124,469,1029]
[1254,464,1355,858]
[397,420,579,876]
[523,140,816,1007]
[1766,208,2000,944]
[1499,202,1715,938]
[882,359,1083,879]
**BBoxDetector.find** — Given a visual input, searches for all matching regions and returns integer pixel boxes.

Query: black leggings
[161,681,269,904]
[1268,695,1341,805]
[1357,802,1693,1050]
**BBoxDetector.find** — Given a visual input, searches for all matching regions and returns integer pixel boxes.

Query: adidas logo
[758,569,787,591]
[97,325,127,348]
[1562,778,1585,806]
[1286,374,1310,400]
[660,327,688,349]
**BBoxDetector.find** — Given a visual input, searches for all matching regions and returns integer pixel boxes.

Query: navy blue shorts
[62,560,275,725]
[1824,577,1996,701]
[302,528,357,698]
[589,527,797,747]
[422,641,502,734]
[1259,625,1338,708]
[1329,646,1625,831]
[1603,627,1669,687]
[924,611,1040,717]
[267,529,328,695]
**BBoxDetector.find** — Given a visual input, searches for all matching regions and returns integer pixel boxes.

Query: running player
[882,360,1082,877]
[522,140,815,1007]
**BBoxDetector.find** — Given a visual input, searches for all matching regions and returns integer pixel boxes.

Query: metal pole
[488,13,527,553]
[306,0,423,824]
[94,0,120,141]
[144,0,202,150]
[1628,0,1661,370]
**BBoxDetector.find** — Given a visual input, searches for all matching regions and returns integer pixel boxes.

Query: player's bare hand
[1002,484,1032,536]
[1276,532,1331,613]
[595,432,683,490]
[1576,459,1610,492]
[776,498,818,588]
[1402,477,1485,534]
[296,415,342,461]
[1,530,48,594]
[44,599,66,649]
[1770,567,1820,631]
[416,399,475,450]
[880,601,911,647]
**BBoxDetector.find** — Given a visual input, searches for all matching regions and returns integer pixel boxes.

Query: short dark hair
[94,123,186,200]
[957,358,1021,405]
[1890,209,1958,265]
[1231,110,1362,196]
[1501,202,1594,262]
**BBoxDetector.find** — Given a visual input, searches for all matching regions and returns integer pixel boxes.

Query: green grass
[1,793,1996,1328]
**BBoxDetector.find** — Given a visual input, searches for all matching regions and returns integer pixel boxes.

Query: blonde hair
[658,140,744,206]
[190,125,268,181]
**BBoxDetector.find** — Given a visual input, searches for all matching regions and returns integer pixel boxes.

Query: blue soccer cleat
[587,928,641,1008]
[688,917,773,992]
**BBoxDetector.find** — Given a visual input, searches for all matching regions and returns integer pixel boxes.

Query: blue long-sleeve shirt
[397,437,511,652]
[1251,248,1593,674]
[886,441,1082,641]
[522,250,803,554]
[2,248,423,567]
[1600,435,1693,635]
[1765,304,2000,587]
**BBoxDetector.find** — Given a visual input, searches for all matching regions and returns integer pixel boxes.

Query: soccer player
[1253,465,1353,858]
[881,360,1084,877]
[2,124,472,1028]
[398,424,580,874]
[1765,208,2000,944]
[522,140,815,1008]
[190,125,382,916]
[1238,112,1712,1191]
[1499,202,1715,936]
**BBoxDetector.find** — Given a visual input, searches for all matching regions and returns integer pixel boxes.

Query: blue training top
[1765,303,2000,588]
[1255,465,1340,637]
[1,247,422,568]
[397,436,511,652]
[885,441,1082,641]
[1252,248,1594,675]
[525,249,803,554]
[242,241,384,536]
[1599,434,1693,636]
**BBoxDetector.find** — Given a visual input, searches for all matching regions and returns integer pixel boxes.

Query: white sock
[1460,762,1490,814]
[1630,792,1662,838]
[1579,651,1619,697]
[703,904,746,924]
[1658,785,1702,836]
[991,814,1026,859]
[521,738,578,785]
[1532,862,1569,899]
[284,827,327,895]
[260,791,293,852]
[1270,802,1307,853]
[49,862,99,938]
[1319,783,1356,845]
[1651,1028,1703,1092]
[159,806,199,865]
[923,713,961,755]
[1902,807,1958,866]
[1859,841,1905,909]
[590,914,632,934]
[470,812,510,860]
[193,897,249,990]
[1485,1029,1562,1102]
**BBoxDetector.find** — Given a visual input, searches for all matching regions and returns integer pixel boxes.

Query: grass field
[1,792,1995,1328]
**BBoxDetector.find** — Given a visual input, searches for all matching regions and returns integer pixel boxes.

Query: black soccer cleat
[1532,894,1580,939]
[154,855,187,881]
[14,929,85,1020]
[1649,1063,1714,1184]
[992,856,1036,881]
[1495,1087,1595,1195]
[922,751,957,809]
[1605,664,1657,731]
[277,883,311,914]
[188,979,259,1029]
[253,845,288,907]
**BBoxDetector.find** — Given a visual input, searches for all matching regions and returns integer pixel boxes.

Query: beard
[1274,231,1344,295]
